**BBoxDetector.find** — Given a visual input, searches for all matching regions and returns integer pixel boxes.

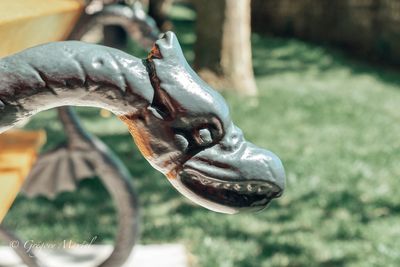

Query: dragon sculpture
[0,32,285,214]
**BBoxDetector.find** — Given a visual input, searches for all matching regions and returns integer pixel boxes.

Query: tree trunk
[194,0,257,95]
[148,0,173,31]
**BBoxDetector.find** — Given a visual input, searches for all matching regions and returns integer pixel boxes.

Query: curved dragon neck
[0,41,154,134]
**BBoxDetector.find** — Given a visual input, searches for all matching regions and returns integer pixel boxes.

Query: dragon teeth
[247,184,255,192]
[192,176,272,194]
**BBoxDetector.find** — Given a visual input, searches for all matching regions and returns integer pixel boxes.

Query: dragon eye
[196,128,213,146]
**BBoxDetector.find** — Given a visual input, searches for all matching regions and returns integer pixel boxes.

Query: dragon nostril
[220,134,241,151]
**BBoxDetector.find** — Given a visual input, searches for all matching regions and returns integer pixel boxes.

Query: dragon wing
[21,144,96,199]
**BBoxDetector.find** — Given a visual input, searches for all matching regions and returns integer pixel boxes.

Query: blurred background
[2,0,400,266]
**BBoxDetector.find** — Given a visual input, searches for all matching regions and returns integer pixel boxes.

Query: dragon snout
[172,133,286,214]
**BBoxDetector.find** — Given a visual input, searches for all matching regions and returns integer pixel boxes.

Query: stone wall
[251,0,400,65]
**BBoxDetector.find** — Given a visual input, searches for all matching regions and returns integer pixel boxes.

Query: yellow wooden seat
[0,0,83,222]
[0,130,46,222]
[0,0,84,57]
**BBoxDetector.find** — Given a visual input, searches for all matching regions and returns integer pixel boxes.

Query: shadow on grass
[252,35,400,90]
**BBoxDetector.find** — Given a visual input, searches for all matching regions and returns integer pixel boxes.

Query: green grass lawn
[3,4,400,267]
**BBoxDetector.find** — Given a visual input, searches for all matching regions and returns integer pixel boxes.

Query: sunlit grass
[3,4,400,267]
